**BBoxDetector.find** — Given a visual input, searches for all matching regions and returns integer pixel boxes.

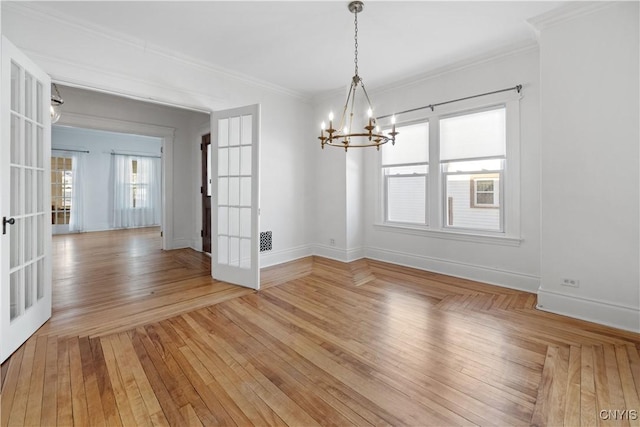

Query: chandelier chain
[354,9,359,76]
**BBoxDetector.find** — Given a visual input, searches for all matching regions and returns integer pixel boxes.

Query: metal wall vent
[260,231,272,252]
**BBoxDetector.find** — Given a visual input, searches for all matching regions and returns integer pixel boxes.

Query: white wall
[310,108,348,259]
[535,2,640,332]
[52,126,161,232]
[311,103,366,262]
[313,47,542,291]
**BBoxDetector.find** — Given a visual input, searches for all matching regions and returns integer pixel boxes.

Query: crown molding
[312,39,539,105]
[3,1,307,101]
[527,1,621,36]
[55,112,176,139]
[373,40,539,96]
[21,48,222,112]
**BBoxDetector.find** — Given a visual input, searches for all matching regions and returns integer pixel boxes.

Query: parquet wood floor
[1,229,639,426]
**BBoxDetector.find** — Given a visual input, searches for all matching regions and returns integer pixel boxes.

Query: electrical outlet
[561,278,580,287]
[329,238,336,246]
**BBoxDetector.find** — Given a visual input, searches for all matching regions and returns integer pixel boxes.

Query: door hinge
[160,231,163,237]
[200,230,204,237]
[200,186,204,194]
[200,143,204,150]
[161,146,163,154]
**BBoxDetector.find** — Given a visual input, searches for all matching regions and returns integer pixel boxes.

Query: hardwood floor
[1,229,639,426]
[41,228,254,339]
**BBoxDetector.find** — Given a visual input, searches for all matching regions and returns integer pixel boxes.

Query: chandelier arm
[338,81,356,134]
[359,79,374,111]
[347,81,359,142]
[359,79,377,126]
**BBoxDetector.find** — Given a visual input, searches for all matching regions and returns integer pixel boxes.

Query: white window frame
[381,119,430,227]
[471,176,500,208]
[51,155,73,226]
[375,90,521,246]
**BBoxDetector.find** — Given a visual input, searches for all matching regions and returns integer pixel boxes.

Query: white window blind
[440,107,505,161]
[381,122,429,166]
[387,175,427,224]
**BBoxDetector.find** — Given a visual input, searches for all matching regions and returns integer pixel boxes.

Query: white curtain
[112,155,161,228]
[69,152,86,232]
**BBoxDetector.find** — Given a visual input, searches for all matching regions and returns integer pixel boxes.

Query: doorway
[51,126,163,238]
[201,133,212,254]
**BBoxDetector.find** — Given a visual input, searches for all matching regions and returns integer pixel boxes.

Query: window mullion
[429,117,440,229]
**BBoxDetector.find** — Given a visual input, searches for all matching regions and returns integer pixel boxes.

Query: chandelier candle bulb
[390,115,398,145]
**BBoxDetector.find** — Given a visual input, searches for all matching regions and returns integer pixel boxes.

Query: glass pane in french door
[8,59,47,321]
[217,114,253,270]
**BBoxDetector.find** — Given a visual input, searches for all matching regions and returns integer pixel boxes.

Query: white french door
[0,37,52,363]
[211,105,260,289]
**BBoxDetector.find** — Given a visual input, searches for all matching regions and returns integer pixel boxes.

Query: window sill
[373,223,522,247]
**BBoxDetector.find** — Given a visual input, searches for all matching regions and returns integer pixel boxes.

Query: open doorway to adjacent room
[51,126,163,242]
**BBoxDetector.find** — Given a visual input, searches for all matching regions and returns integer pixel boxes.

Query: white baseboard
[260,245,313,268]
[194,237,203,253]
[171,238,193,250]
[537,288,640,333]
[311,244,365,263]
[364,246,540,293]
[346,246,365,262]
[311,244,350,262]
[258,243,538,293]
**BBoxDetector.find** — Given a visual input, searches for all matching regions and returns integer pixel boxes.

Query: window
[471,176,499,208]
[51,156,72,225]
[130,159,149,208]
[380,98,519,239]
[112,155,161,229]
[381,122,429,225]
[441,107,505,231]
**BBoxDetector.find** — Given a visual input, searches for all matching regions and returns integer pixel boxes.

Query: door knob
[2,217,15,235]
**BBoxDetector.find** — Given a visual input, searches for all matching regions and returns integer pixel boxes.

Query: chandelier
[318,1,397,152]
[51,83,64,124]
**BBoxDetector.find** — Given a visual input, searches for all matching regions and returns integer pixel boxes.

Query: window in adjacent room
[51,156,73,225]
[130,159,142,208]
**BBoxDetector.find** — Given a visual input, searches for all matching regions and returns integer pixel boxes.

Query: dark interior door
[202,133,211,253]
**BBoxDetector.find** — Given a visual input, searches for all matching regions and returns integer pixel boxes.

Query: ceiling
[24,1,564,98]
